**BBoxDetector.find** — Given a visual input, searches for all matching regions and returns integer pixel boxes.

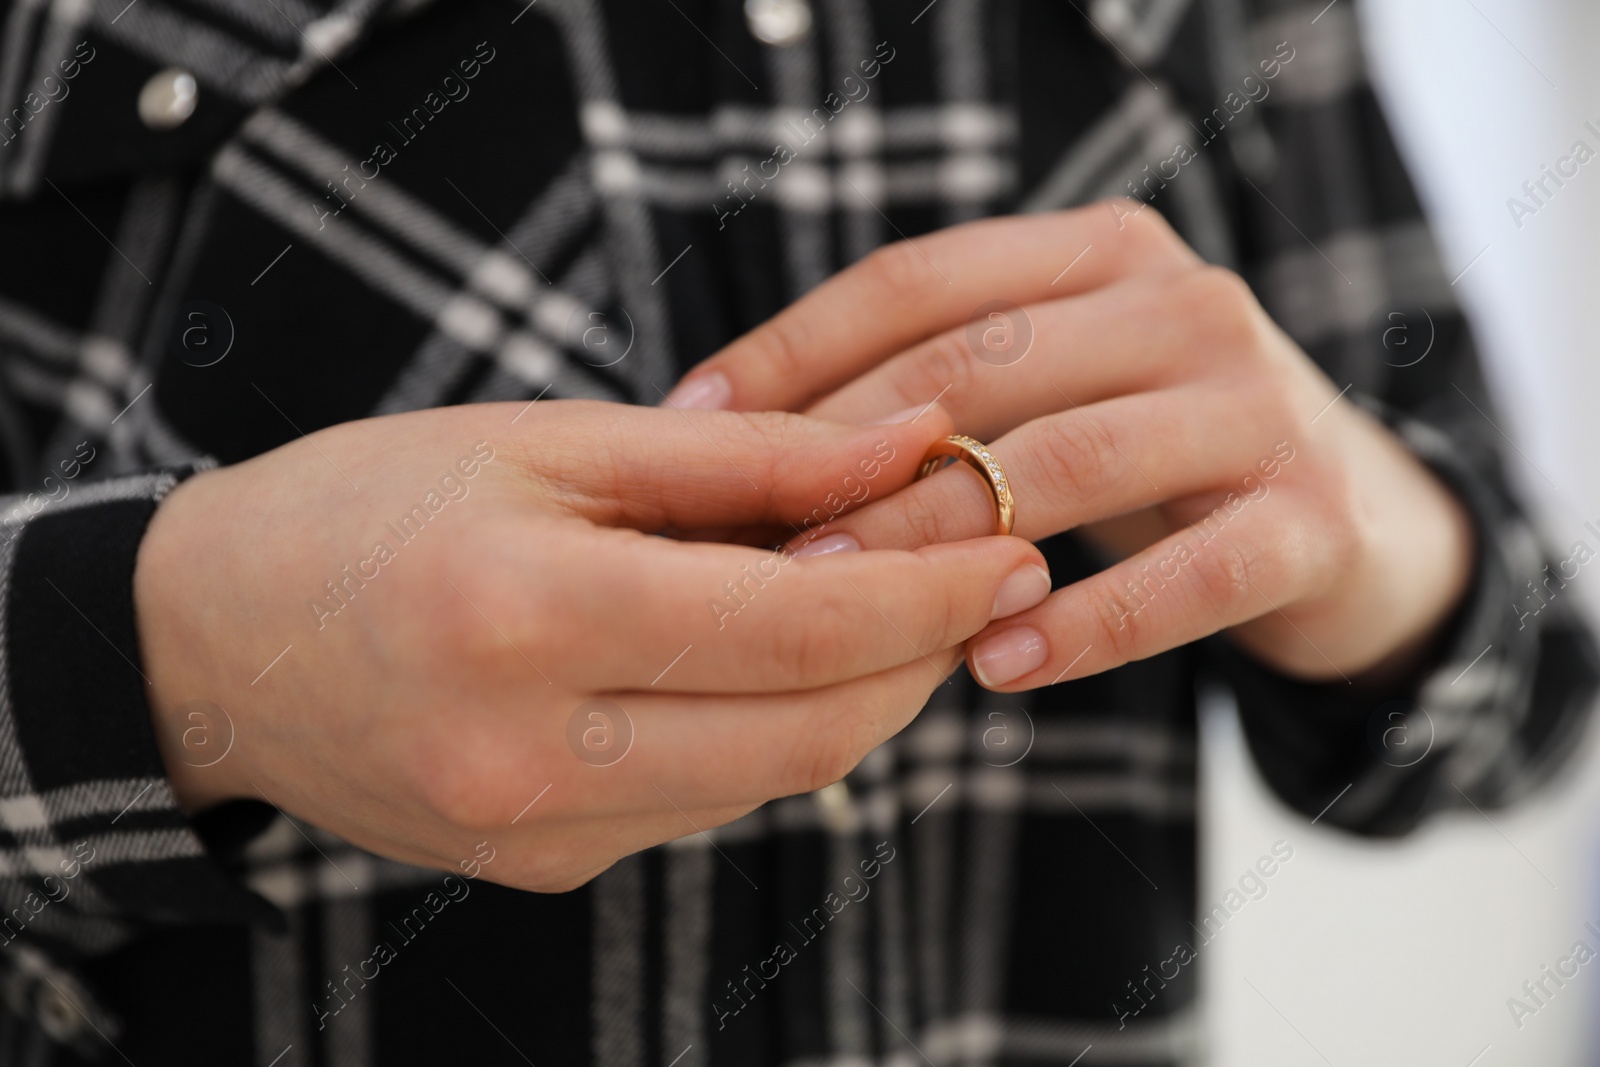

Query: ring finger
[789,385,1283,551]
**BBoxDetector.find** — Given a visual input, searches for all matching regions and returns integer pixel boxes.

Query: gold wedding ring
[915,434,1015,536]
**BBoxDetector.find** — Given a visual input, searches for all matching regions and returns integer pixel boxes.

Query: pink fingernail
[661,371,731,410]
[971,626,1048,687]
[866,404,927,426]
[990,565,1051,620]
[790,532,860,559]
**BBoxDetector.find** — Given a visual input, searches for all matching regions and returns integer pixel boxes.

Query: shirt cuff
[0,463,283,964]
[1222,398,1600,836]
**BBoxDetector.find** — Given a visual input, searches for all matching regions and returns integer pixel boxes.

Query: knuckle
[412,729,523,831]
[1327,499,1363,574]
[896,329,978,407]
[717,410,805,509]
[766,587,858,683]
[525,868,611,894]
[1250,376,1299,425]
[1172,267,1265,353]
[1094,199,1189,259]
[786,704,883,795]
[747,314,815,384]
[431,559,550,669]
[899,483,970,546]
[1304,466,1363,584]
[793,731,864,795]
[861,239,942,301]
[1084,578,1146,663]
[730,408,801,458]
[1031,414,1115,505]
[896,565,965,656]
[434,589,508,666]
[1117,200,1176,243]
[505,850,616,894]
[1189,536,1256,614]
[904,495,954,546]
[928,567,967,649]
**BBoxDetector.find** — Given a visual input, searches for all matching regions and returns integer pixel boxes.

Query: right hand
[134,400,1051,891]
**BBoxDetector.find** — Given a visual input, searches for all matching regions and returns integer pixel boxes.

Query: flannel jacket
[0,0,1595,1064]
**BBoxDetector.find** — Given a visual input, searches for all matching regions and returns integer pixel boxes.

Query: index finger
[661,201,1198,414]
[449,519,1052,694]
[511,398,954,534]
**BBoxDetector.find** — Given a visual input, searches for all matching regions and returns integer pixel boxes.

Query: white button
[744,0,812,47]
[35,982,84,1042]
[813,780,857,833]
[137,68,198,129]
[1091,0,1134,38]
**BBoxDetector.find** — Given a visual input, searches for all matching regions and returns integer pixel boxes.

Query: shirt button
[34,982,85,1043]
[1091,0,1134,36]
[744,0,812,47]
[814,780,856,833]
[137,68,198,129]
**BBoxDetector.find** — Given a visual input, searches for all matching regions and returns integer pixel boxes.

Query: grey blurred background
[1202,2,1600,1063]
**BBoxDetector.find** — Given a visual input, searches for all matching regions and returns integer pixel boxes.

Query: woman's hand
[663,203,1475,690]
[134,401,1051,890]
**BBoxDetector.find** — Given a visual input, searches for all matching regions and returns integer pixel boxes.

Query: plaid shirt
[0,0,1595,1064]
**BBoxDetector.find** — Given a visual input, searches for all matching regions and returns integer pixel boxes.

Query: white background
[1202,2,1600,1064]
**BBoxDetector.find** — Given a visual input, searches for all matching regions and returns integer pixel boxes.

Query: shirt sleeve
[1216,379,1600,835]
[1215,39,1600,834]
[0,463,283,971]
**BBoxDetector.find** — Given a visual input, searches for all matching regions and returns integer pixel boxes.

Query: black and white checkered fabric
[0,0,1595,1064]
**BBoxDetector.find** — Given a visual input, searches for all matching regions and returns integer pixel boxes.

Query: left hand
[661,202,1476,691]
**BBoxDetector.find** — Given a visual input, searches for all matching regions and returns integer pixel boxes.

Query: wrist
[1356,432,1478,683]
[134,468,247,812]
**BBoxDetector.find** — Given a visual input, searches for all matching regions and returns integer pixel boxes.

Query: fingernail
[971,626,1048,687]
[661,371,731,410]
[790,532,861,559]
[866,404,927,426]
[990,565,1051,620]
